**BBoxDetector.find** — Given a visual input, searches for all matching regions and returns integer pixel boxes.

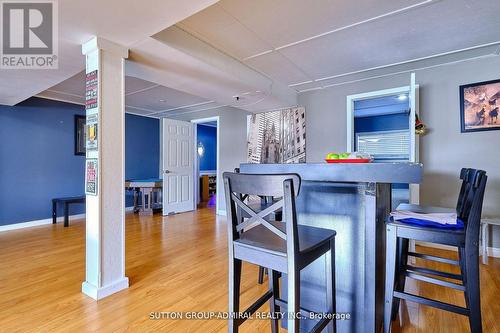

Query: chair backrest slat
[456,168,485,220]
[225,173,300,198]
[458,169,485,221]
[455,168,470,216]
[224,172,301,254]
[283,178,300,256]
[461,169,487,240]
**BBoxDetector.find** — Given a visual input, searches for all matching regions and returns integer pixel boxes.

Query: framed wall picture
[74,115,86,155]
[460,79,500,133]
[247,107,306,164]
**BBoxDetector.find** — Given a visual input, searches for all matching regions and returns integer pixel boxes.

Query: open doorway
[346,84,419,209]
[352,90,411,208]
[191,117,219,214]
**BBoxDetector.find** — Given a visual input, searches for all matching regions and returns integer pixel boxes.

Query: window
[297,137,300,143]
[356,130,409,160]
[302,113,305,119]
[303,133,306,139]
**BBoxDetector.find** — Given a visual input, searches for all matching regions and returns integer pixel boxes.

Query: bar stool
[223,172,337,333]
[234,167,282,285]
[384,169,487,333]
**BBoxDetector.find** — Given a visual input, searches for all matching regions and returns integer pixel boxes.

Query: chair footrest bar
[405,270,465,291]
[310,316,332,333]
[393,291,469,316]
[274,298,316,318]
[275,298,333,333]
[406,265,463,281]
[407,252,460,266]
[238,290,273,325]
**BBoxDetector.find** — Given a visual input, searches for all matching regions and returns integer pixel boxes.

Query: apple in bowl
[326,153,339,160]
[325,152,373,163]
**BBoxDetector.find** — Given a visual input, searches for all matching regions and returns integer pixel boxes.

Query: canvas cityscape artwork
[247,107,306,164]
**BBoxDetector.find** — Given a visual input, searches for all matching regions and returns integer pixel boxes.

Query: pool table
[125,178,162,215]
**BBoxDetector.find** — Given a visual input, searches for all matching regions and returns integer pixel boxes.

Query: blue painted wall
[197,124,217,171]
[0,97,159,226]
[354,94,409,133]
[354,113,409,133]
[125,113,160,206]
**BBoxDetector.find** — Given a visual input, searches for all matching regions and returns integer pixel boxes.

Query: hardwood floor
[0,207,499,332]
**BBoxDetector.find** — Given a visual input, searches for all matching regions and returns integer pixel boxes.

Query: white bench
[481,218,500,264]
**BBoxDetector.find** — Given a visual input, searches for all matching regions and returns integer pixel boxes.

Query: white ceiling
[4,0,500,114]
[178,0,500,91]
[0,0,219,105]
[37,71,223,118]
[198,121,217,127]
[127,28,297,112]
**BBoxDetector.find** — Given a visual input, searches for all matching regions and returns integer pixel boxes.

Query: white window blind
[356,130,409,159]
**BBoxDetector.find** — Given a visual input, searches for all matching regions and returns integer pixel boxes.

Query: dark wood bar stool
[384,169,487,333]
[223,172,337,333]
[235,168,282,285]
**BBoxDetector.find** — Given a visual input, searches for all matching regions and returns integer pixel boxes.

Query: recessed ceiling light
[159,99,166,102]
[397,94,408,101]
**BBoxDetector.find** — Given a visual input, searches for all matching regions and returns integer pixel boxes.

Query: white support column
[81,37,129,300]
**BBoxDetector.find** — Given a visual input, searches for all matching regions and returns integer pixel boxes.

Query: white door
[162,118,195,215]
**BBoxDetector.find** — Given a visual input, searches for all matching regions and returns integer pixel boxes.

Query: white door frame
[191,116,220,214]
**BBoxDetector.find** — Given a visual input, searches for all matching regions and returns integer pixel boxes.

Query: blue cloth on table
[397,217,464,229]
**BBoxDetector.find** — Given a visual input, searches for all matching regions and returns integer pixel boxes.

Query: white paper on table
[390,210,458,225]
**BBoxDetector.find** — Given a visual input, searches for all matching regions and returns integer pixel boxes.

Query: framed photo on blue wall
[74,115,86,155]
[460,79,500,133]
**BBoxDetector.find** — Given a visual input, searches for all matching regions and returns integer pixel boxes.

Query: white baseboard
[82,277,129,300]
[0,213,86,232]
[416,241,500,259]
[0,207,135,233]
[487,246,500,258]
